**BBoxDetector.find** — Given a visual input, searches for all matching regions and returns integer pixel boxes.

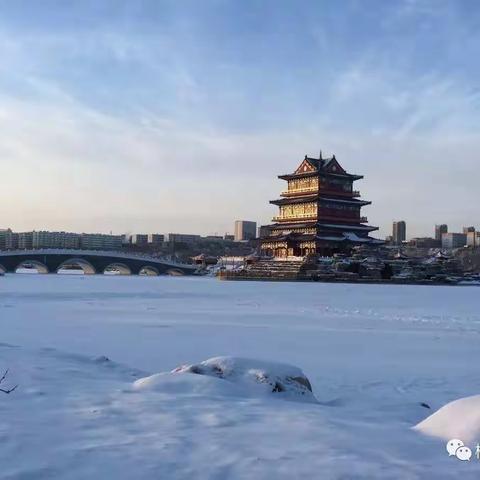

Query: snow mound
[413,394,480,443]
[133,370,246,397]
[134,356,317,402]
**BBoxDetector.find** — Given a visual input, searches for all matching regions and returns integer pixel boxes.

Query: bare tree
[0,369,18,394]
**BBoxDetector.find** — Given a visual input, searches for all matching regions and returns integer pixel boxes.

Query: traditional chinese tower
[260,152,381,257]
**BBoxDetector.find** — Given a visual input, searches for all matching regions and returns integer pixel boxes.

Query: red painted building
[260,153,382,257]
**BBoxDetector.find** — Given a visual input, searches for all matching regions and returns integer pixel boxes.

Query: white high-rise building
[234,220,257,241]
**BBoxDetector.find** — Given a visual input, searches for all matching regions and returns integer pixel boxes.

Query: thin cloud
[0,1,479,238]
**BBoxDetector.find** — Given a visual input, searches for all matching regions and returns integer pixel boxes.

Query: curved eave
[267,221,317,229]
[278,172,318,180]
[278,172,363,181]
[266,221,379,233]
[318,222,379,232]
[262,233,385,244]
[270,195,317,206]
[262,233,316,242]
[320,196,371,206]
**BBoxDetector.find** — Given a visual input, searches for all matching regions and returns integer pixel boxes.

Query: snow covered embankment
[133,356,317,403]
[414,394,480,444]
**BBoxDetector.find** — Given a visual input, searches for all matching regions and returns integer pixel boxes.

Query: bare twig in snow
[0,369,18,394]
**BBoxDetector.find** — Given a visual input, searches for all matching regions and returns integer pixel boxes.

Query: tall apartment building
[5,231,19,249]
[31,231,80,249]
[167,233,201,244]
[463,226,475,234]
[392,221,406,245]
[148,234,165,245]
[130,234,149,246]
[467,231,480,247]
[234,220,257,241]
[442,233,467,249]
[18,232,33,249]
[435,224,448,242]
[80,233,123,250]
[0,229,11,250]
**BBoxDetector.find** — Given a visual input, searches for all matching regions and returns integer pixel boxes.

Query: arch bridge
[0,249,198,276]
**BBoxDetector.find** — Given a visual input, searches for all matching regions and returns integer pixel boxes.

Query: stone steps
[219,259,312,280]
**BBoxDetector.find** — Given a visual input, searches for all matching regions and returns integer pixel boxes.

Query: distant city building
[467,231,480,247]
[205,235,224,242]
[392,221,406,245]
[31,231,80,249]
[0,229,11,250]
[258,225,272,239]
[5,230,18,250]
[408,237,440,249]
[384,235,394,244]
[224,234,235,241]
[18,232,33,249]
[463,226,475,234]
[130,234,149,246]
[442,233,467,249]
[148,234,165,245]
[168,233,201,244]
[435,224,448,242]
[0,229,124,251]
[80,233,123,250]
[234,220,257,241]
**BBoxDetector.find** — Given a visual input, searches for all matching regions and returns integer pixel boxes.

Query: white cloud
[1,5,479,239]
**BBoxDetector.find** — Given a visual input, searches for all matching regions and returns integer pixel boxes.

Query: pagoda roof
[318,222,379,232]
[265,220,378,232]
[270,195,371,206]
[301,155,336,171]
[270,195,316,205]
[267,221,318,230]
[263,231,384,244]
[279,171,363,181]
[321,196,371,205]
[262,232,317,242]
[278,154,363,181]
[315,233,379,243]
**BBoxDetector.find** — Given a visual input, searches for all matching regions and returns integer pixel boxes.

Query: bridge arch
[103,263,132,275]
[57,258,96,275]
[15,260,49,274]
[166,268,185,276]
[139,266,160,276]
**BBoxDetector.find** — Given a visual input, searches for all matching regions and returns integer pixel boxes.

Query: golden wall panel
[279,202,317,220]
[287,177,318,193]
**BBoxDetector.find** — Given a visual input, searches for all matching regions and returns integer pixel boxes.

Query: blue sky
[1,0,479,238]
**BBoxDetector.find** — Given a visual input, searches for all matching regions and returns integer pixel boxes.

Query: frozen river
[1,274,479,479]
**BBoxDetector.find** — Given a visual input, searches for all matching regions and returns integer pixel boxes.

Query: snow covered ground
[1,274,480,479]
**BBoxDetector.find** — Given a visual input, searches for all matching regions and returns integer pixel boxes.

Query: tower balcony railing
[272,215,317,222]
[272,214,368,223]
[281,188,318,196]
[280,189,361,198]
